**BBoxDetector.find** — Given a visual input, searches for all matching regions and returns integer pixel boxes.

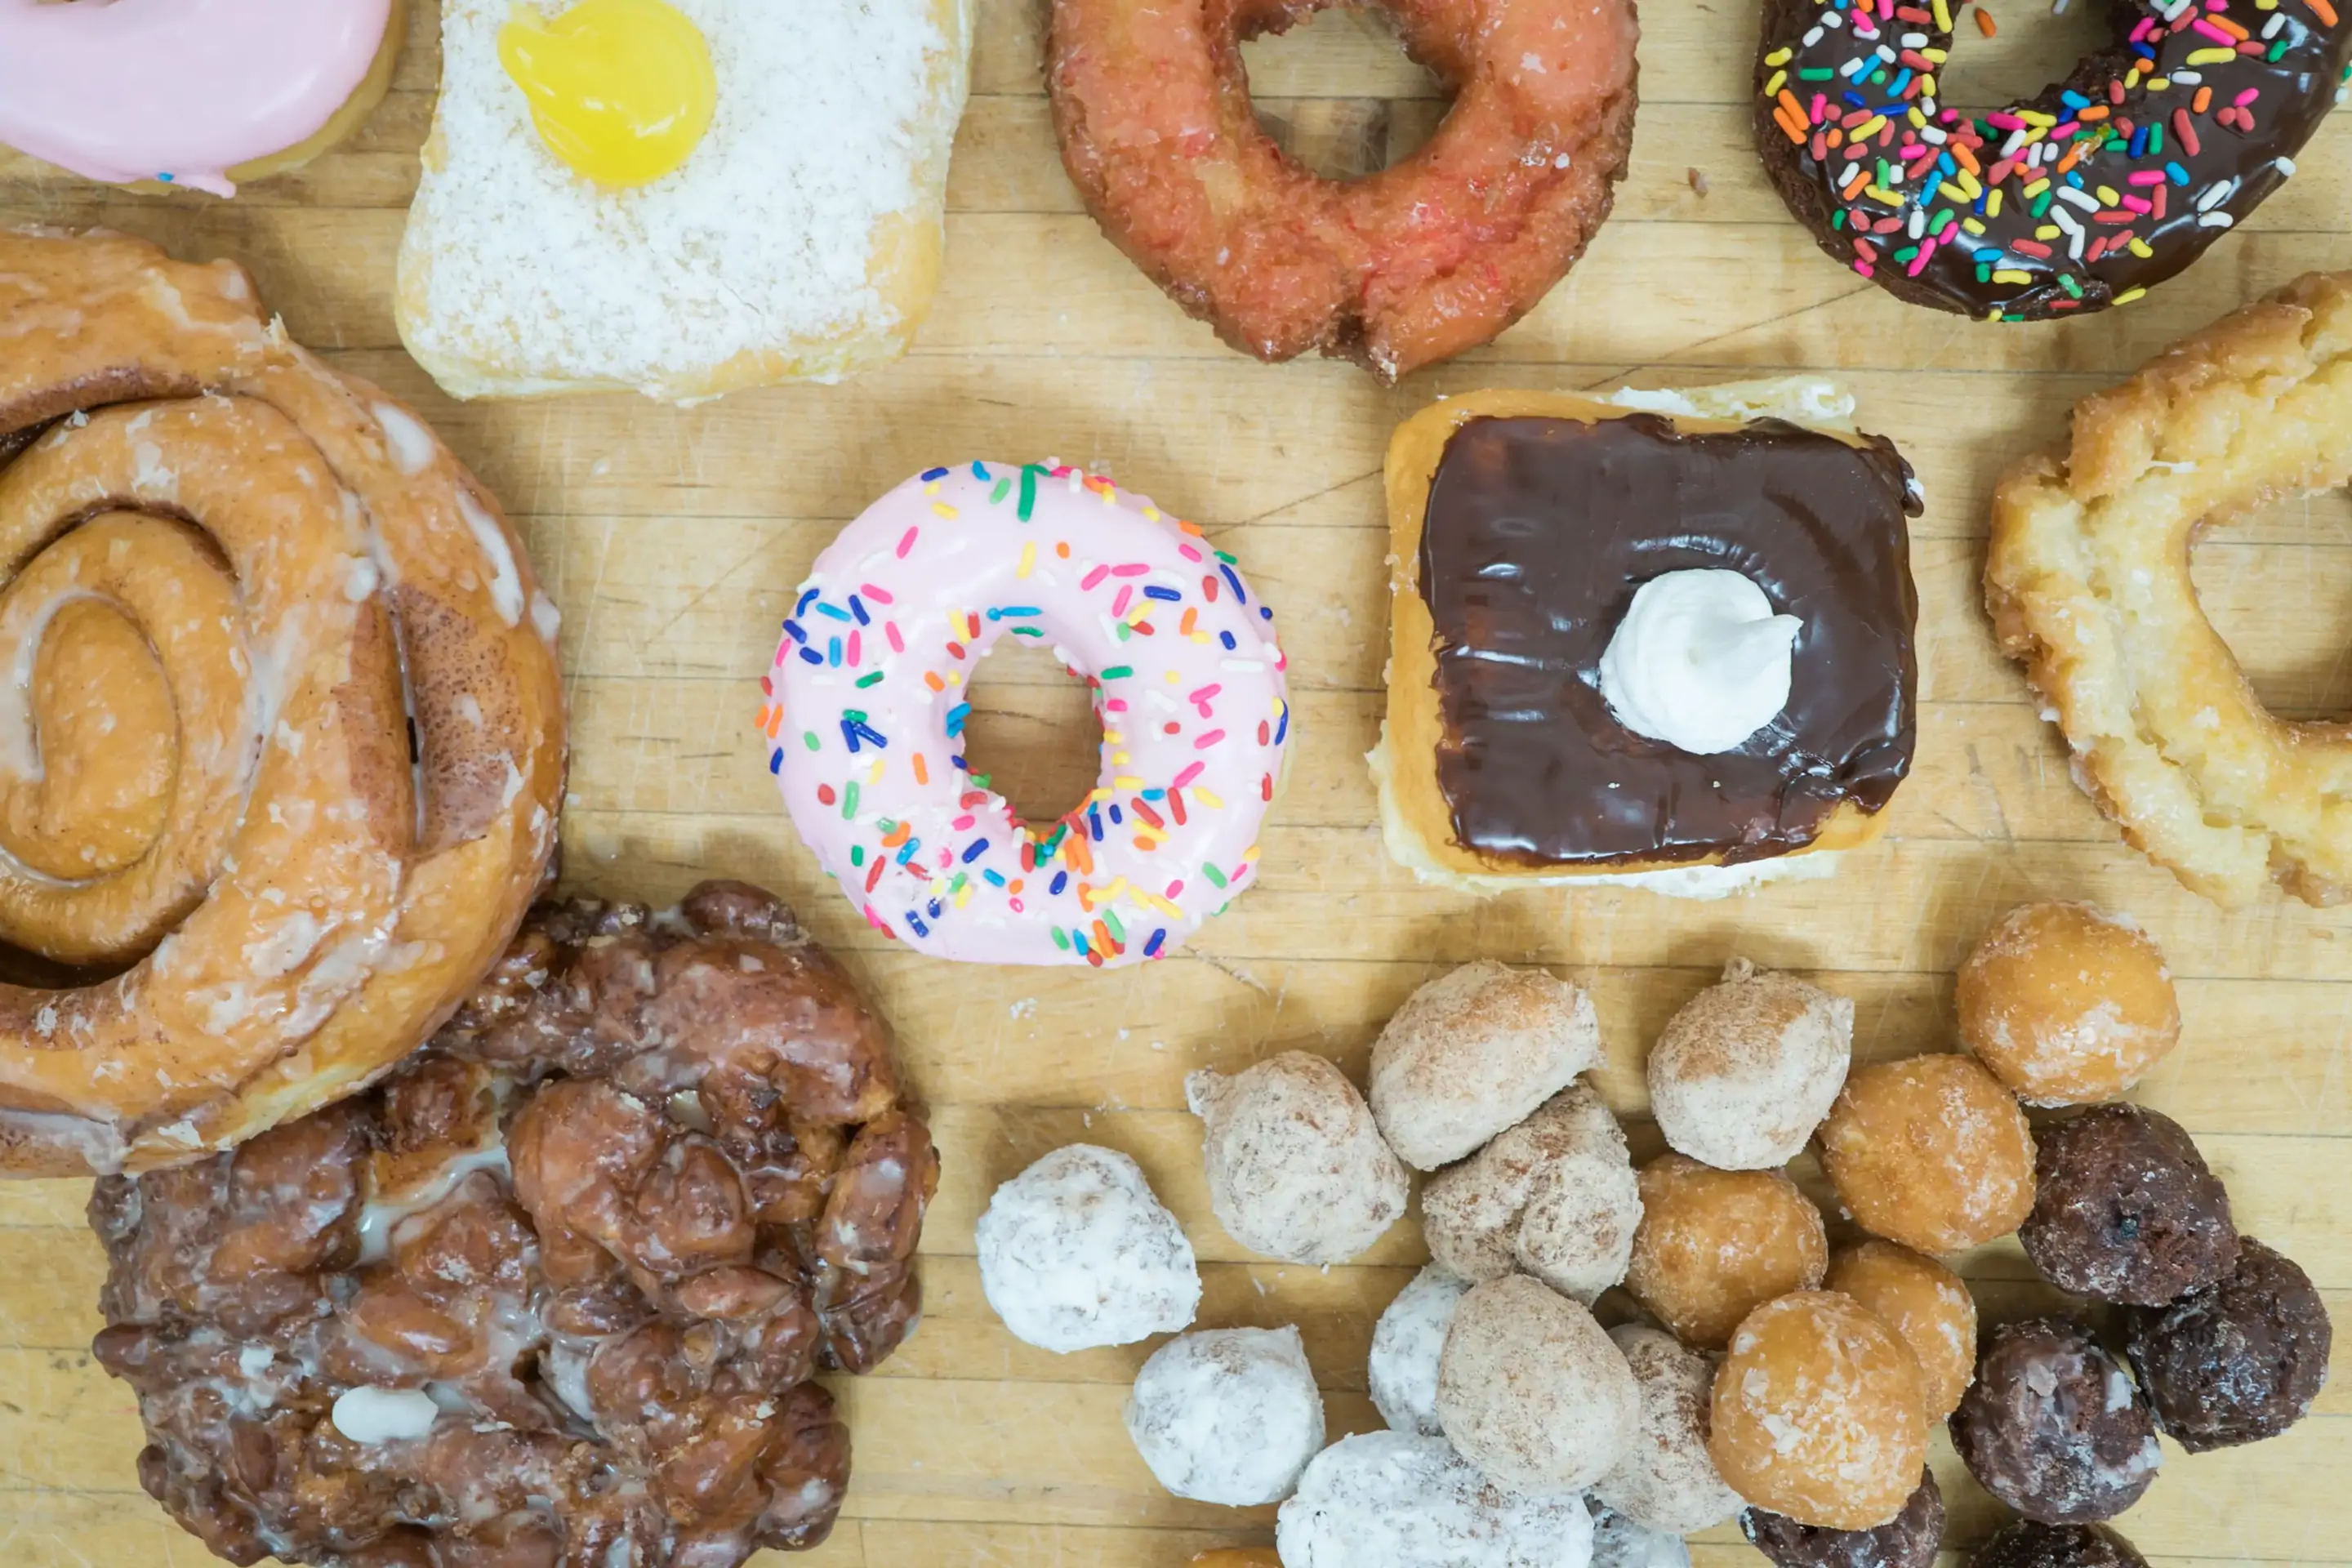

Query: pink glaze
[0,0,392,196]
[759,461,1291,967]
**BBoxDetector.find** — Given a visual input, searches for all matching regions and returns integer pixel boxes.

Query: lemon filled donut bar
[396,0,974,403]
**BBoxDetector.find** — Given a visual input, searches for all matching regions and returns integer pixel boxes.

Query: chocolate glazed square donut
[1374,387,1923,889]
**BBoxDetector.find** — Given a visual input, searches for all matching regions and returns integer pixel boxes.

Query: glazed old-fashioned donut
[0,0,402,195]
[1986,273,2352,905]
[91,882,937,1567]
[1046,0,1638,381]
[0,229,564,1177]
[760,461,1290,965]
[1754,0,2348,318]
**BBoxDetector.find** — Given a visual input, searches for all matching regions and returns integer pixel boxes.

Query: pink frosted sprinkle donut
[757,461,1290,967]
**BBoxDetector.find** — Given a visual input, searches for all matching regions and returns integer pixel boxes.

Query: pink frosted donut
[758,461,1290,967]
[0,0,395,197]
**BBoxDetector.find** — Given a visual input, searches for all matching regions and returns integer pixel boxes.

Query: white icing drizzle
[373,402,437,477]
[456,489,525,627]
[331,1386,440,1444]
[0,587,100,783]
[357,1143,513,1263]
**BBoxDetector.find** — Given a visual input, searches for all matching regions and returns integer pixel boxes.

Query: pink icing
[760,462,1291,968]
[0,0,393,197]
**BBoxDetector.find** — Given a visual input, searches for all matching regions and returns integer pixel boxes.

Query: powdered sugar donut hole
[1369,960,1602,1170]
[1124,1326,1326,1505]
[1186,1051,1410,1264]
[1437,1274,1639,1494]
[1421,1082,1641,1303]
[1277,1431,1597,1568]
[973,1144,1200,1352]
[1369,1265,1471,1436]
[1648,960,1853,1169]
[1594,1324,1744,1533]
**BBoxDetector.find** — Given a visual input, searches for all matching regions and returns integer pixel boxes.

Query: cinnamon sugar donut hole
[1958,903,2180,1106]
[1709,1292,1928,1532]
[1186,1052,1410,1265]
[1436,1274,1640,1495]
[1370,961,1601,1170]
[1626,1154,1829,1349]
[1593,1324,1744,1534]
[1826,1240,1979,1421]
[1818,1055,2038,1254]
[1648,960,1854,1169]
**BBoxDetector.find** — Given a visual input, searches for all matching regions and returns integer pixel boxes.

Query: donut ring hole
[2187,485,2352,722]
[958,638,1107,828]
[1928,0,2114,111]
[1239,7,1447,180]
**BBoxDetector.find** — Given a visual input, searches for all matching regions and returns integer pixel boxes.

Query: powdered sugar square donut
[396,0,972,403]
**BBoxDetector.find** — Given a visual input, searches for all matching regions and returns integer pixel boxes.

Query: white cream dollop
[330,1386,441,1445]
[1598,569,1802,755]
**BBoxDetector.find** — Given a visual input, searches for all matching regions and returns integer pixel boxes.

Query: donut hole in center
[1931,0,2114,113]
[2190,488,2352,720]
[1240,8,1446,180]
[958,639,1107,828]
[2,598,174,880]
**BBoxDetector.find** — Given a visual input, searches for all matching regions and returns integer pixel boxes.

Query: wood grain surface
[2,0,2349,1563]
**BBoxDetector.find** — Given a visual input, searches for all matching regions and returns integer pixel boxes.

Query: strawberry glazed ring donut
[759,463,1291,966]
[1047,0,1640,381]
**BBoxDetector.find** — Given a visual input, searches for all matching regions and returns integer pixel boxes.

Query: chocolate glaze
[1755,0,2350,319]
[1418,414,1919,867]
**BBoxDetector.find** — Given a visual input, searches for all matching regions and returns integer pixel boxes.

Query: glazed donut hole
[1647,959,1855,1169]
[1958,902,2181,1106]
[2123,1235,2333,1453]
[1817,1053,2038,1255]
[1949,1316,2160,1525]
[1825,1240,1979,1422]
[2021,1103,2238,1307]
[1743,1464,1944,1568]
[1971,1521,2154,1568]
[1625,1152,1829,1350]
[1708,1291,1928,1532]
[1186,1051,1410,1264]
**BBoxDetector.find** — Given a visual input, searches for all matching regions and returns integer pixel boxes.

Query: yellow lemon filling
[499,0,715,188]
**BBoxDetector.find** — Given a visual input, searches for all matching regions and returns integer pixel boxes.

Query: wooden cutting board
[2,1,2348,1562]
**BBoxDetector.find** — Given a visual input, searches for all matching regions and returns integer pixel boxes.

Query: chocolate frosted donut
[1743,1465,1944,1568]
[1753,0,2350,318]
[88,883,937,1568]
[2123,1235,2333,1450]
[1972,1522,2152,1568]
[2022,1104,2238,1305]
[1950,1318,2161,1523]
